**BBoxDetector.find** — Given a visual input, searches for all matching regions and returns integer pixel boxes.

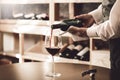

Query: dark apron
[109,38,120,80]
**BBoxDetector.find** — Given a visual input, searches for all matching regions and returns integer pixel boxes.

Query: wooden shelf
[0,0,102,4]
[91,50,110,68]
[0,0,50,4]
[0,51,90,65]
[0,20,49,25]
[55,0,102,3]
[90,37,110,68]
[0,19,73,37]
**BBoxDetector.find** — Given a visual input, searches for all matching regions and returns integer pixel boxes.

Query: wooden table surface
[0,62,110,80]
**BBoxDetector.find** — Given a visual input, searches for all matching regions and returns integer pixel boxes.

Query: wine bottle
[60,44,75,58]
[24,13,36,19]
[51,19,83,31]
[76,47,90,61]
[36,13,49,20]
[69,44,83,59]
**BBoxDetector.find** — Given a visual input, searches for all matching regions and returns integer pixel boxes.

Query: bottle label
[74,45,83,51]
[77,47,89,56]
[67,44,75,50]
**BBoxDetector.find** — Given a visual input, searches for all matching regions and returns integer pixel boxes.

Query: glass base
[46,73,61,77]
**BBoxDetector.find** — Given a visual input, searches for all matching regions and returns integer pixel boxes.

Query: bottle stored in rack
[69,44,83,59]
[76,47,90,61]
[60,44,75,58]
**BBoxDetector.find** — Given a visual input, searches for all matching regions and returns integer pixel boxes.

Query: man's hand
[75,14,95,27]
[68,26,88,37]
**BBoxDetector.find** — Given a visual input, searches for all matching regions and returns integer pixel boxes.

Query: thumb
[75,14,87,19]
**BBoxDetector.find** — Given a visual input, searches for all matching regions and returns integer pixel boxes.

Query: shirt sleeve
[87,0,120,41]
[89,0,116,24]
[87,21,115,41]
[88,5,104,24]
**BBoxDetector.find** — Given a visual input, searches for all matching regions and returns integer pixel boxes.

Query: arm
[68,0,117,41]
[89,0,116,24]
[74,0,115,27]
[87,0,120,41]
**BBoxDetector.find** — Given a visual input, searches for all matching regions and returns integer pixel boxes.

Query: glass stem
[52,55,55,74]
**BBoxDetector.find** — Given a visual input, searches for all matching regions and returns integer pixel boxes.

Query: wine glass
[44,29,62,77]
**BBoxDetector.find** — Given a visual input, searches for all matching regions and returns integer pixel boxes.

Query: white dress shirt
[87,0,120,41]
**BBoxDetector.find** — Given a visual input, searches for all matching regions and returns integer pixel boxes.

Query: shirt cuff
[87,24,98,37]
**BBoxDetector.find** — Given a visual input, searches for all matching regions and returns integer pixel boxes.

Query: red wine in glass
[46,47,60,56]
